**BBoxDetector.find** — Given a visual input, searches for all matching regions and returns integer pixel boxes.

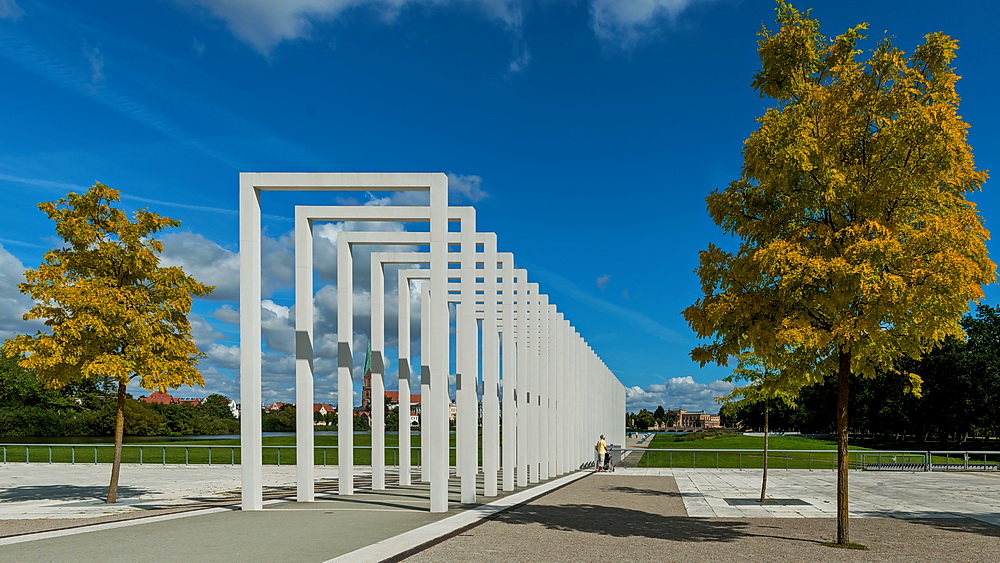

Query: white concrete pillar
[540,301,553,480]
[481,238,500,497]
[527,283,541,484]
[420,282,431,483]
[370,258,386,490]
[294,209,315,502]
[546,305,558,477]
[397,275,413,486]
[458,211,478,503]
[515,272,529,487]
[337,235,355,495]
[500,258,516,492]
[239,176,263,511]
[429,176,449,513]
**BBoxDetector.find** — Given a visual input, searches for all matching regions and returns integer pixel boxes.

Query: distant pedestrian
[595,434,607,471]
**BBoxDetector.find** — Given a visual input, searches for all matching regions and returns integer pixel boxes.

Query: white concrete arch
[240,172,448,512]
[241,172,626,515]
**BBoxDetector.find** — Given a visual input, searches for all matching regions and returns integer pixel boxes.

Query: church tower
[362,341,372,410]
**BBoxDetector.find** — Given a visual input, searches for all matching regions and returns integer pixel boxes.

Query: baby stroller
[604,444,616,472]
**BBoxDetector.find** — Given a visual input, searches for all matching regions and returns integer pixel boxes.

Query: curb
[326,470,592,563]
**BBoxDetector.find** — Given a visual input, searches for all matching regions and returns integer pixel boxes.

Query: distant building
[360,344,422,426]
[138,391,201,407]
[385,392,421,426]
[665,409,722,430]
[313,403,335,417]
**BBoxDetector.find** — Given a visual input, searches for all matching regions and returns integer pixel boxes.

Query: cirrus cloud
[591,0,718,49]
[0,0,23,21]
[181,0,529,58]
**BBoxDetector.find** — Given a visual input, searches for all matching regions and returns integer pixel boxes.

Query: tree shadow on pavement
[0,485,153,502]
[492,503,823,545]
[605,485,682,498]
[908,517,1000,539]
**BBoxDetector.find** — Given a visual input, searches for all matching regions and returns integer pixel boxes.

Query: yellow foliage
[684,1,995,385]
[2,183,214,392]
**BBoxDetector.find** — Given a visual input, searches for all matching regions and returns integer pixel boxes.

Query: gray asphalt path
[1,462,998,562]
[405,473,1000,562]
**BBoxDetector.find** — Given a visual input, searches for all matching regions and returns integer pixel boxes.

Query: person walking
[595,434,607,471]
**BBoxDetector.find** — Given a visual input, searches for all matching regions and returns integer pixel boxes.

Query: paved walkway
[0,462,997,561]
[630,468,1000,525]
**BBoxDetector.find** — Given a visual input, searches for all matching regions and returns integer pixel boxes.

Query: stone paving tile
[614,467,1000,521]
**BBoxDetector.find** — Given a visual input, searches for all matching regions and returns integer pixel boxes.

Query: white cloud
[181,0,718,63]
[625,376,734,413]
[189,312,226,346]
[261,299,295,354]
[0,244,43,340]
[596,274,610,289]
[312,219,412,284]
[205,342,241,369]
[212,304,240,324]
[505,33,530,75]
[166,365,240,401]
[183,1,526,56]
[160,230,295,301]
[385,172,491,206]
[83,43,104,84]
[447,173,489,203]
[590,0,713,48]
[161,232,241,301]
[0,0,23,21]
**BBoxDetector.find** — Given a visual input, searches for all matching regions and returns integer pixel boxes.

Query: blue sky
[1,0,998,413]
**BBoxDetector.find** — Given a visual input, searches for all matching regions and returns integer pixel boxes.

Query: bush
[676,429,735,442]
[87,399,165,436]
[0,407,63,436]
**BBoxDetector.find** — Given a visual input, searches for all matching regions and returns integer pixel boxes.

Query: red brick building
[138,391,202,407]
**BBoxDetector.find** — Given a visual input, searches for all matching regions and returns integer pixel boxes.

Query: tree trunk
[760,399,769,503]
[106,381,127,504]
[836,346,852,545]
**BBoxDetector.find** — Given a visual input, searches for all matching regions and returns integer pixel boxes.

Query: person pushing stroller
[595,434,610,472]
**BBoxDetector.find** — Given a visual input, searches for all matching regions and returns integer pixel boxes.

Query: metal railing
[5,443,996,472]
[621,448,1000,472]
[0,443,425,467]
[861,450,1000,472]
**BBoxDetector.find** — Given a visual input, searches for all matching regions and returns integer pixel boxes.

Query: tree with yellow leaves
[684,1,994,547]
[3,183,213,503]
[717,353,799,504]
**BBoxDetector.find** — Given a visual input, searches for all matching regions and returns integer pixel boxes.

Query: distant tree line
[261,398,401,432]
[720,305,1000,445]
[0,355,238,437]
[626,406,674,430]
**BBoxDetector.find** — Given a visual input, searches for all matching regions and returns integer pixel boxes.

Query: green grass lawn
[635,433,868,469]
[0,432,459,466]
[633,433,1000,469]
[6,431,995,468]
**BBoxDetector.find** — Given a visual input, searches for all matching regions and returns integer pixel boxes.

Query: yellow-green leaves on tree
[4,183,213,391]
[684,1,993,545]
[685,0,993,388]
[2,183,213,504]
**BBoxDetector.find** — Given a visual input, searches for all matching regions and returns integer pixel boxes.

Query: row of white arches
[240,173,625,512]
